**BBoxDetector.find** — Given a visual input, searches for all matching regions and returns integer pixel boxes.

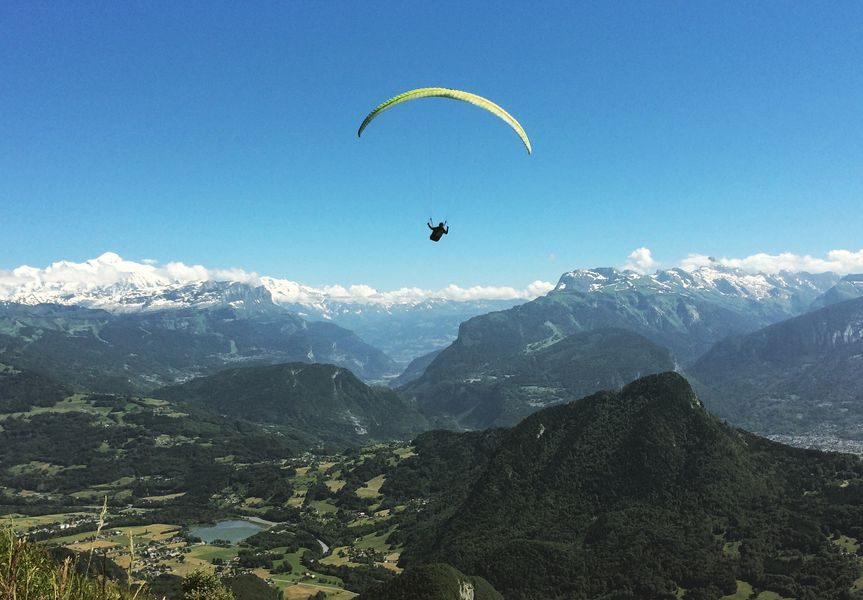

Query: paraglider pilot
[428,220,449,242]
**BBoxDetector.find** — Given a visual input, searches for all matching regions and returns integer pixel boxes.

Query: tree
[182,569,235,600]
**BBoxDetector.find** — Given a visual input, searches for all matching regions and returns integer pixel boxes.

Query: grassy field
[0,394,91,421]
[7,461,65,476]
[393,446,416,460]
[5,512,91,531]
[265,548,350,593]
[720,580,754,600]
[325,479,346,492]
[754,592,791,600]
[66,539,118,553]
[853,568,863,593]
[320,546,358,568]
[321,527,402,574]
[309,499,339,514]
[832,533,860,553]
[2,443,420,596]
[348,507,392,529]
[141,491,187,502]
[271,577,357,600]
[287,490,307,507]
[356,474,386,499]
[50,523,180,547]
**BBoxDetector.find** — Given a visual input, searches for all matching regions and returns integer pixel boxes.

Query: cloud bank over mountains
[1,248,860,307]
[678,249,863,275]
[619,248,863,276]
[0,252,554,305]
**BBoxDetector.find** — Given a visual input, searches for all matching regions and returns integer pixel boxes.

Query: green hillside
[155,362,429,445]
[386,374,863,599]
[0,366,301,507]
[692,296,863,434]
[405,328,676,428]
[0,301,397,394]
[357,563,501,600]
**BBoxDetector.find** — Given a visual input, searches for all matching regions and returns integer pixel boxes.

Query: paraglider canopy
[357,87,532,154]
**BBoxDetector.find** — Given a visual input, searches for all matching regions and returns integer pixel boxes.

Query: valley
[4,439,421,599]
[5,5,863,597]
[2,260,863,599]
[3,372,863,599]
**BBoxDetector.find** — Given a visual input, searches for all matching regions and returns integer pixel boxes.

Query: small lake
[188,519,267,544]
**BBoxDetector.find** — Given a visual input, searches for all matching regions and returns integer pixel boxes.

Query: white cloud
[679,249,863,274]
[0,253,261,299]
[430,282,555,302]
[622,247,660,274]
[270,281,556,305]
[0,253,554,306]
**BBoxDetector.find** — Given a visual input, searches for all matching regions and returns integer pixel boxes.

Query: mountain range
[0,253,535,363]
[691,295,863,437]
[0,293,397,393]
[416,264,837,387]
[398,264,843,429]
[810,274,863,309]
[403,328,676,428]
[5,253,863,443]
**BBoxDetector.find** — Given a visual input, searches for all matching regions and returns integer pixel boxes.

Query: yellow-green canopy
[358,87,532,154]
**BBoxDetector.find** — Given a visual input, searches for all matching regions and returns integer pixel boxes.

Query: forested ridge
[383,373,863,599]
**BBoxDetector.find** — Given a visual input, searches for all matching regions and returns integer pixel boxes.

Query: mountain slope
[691,296,863,435]
[279,296,523,365]
[0,363,69,412]
[389,348,443,388]
[0,299,398,393]
[154,362,428,445]
[404,328,676,428]
[357,563,501,600]
[0,368,303,504]
[385,373,863,599]
[418,266,835,391]
[810,274,863,309]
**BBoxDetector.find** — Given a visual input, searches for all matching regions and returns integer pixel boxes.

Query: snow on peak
[554,263,838,302]
[0,254,554,313]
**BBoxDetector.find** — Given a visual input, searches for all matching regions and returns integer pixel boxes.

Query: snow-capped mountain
[0,253,544,362]
[0,253,842,365]
[412,263,841,400]
[556,263,838,310]
[0,252,266,312]
[809,274,863,310]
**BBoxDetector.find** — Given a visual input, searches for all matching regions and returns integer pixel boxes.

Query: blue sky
[1,1,861,289]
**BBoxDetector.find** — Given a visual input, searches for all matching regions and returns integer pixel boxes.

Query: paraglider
[358,87,531,241]
[428,220,449,242]
[357,87,532,154]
